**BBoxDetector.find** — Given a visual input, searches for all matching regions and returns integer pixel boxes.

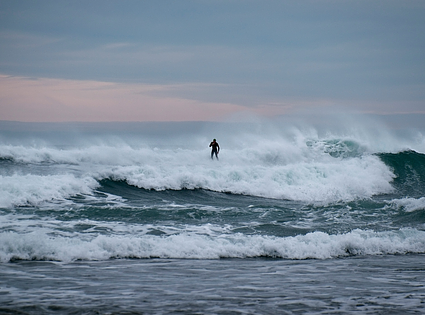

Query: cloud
[1,73,424,123]
[0,75,296,122]
[1,1,424,121]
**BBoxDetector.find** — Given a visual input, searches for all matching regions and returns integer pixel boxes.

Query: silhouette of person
[209,139,220,160]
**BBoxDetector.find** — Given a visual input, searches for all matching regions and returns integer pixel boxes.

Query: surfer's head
[213,139,216,141]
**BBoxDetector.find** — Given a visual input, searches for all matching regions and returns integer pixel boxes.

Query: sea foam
[0,173,99,208]
[1,118,421,207]
[1,228,424,262]
[0,135,397,206]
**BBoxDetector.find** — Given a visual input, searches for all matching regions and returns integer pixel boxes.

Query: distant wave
[1,135,424,207]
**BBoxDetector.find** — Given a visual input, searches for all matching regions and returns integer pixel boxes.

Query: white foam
[99,152,395,202]
[390,197,425,212]
[1,228,424,262]
[0,143,155,166]
[0,134,397,205]
[0,173,99,208]
[1,122,408,206]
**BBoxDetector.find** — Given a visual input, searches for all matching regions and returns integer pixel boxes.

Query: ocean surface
[1,117,425,314]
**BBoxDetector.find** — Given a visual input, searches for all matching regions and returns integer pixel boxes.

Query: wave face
[378,150,425,198]
[1,119,425,262]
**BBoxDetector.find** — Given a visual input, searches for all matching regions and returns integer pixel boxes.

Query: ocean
[1,117,425,314]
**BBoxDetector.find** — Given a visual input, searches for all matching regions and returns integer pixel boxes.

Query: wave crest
[1,228,424,262]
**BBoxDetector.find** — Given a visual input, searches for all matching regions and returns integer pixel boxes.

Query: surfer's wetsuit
[209,139,220,160]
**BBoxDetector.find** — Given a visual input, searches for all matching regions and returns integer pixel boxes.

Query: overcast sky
[1,0,424,122]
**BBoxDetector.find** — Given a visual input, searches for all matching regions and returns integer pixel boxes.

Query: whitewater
[1,117,425,314]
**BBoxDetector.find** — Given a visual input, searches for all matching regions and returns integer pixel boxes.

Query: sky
[0,0,424,122]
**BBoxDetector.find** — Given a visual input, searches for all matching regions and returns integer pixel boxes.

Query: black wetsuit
[209,141,220,159]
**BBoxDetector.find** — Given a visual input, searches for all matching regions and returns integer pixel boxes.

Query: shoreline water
[1,255,424,314]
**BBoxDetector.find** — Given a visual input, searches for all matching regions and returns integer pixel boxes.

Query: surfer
[209,139,220,160]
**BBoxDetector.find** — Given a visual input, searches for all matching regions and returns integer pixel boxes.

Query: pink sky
[2,75,421,123]
[0,75,295,122]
